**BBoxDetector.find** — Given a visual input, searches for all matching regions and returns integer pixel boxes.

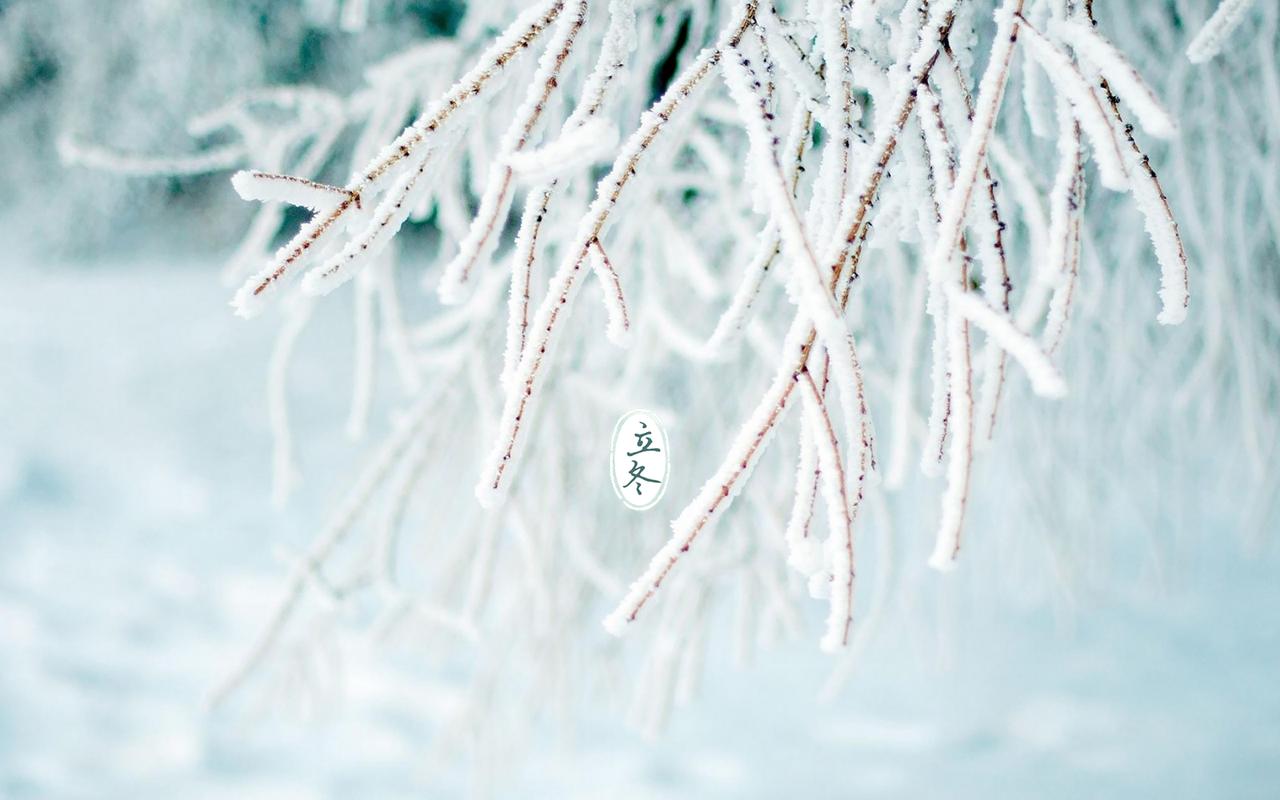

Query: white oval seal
[610,410,669,511]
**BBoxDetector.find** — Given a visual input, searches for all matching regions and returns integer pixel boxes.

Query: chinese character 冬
[622,459,660,495]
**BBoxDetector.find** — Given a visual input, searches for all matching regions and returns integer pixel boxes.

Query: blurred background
[1,0,1278,797]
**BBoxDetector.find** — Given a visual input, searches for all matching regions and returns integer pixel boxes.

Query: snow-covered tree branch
[58,0,1278,749]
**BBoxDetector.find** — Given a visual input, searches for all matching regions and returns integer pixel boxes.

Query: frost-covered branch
[62,0,1230,740]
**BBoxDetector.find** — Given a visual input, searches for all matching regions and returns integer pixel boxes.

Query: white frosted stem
[1017,13,1129,191]
[1057,17,1176,139]
[798,372,856,653]
[589,238,632,345]
[946,285,1067,398]
[1186,0,1257,64]
[438,0,589,303]
[232,170,353,211]
[928,299,973,571]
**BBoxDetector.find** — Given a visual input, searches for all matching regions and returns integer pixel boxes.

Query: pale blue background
[2,0,1278,796]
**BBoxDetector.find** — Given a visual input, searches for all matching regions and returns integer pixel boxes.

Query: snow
[3,261,1278,797]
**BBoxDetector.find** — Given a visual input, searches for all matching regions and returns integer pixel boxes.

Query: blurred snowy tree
[0,0,464,253]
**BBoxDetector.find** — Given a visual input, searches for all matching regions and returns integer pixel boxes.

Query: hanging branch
[476,3,757,508]
[797,370,856,652]
[437,0,590,303]
[230,0,565,317]
[503,0,638,385]
[1016,13,1129,191]
[605,1,963,636]
[589,238,632,344]
[1064,11,1189,325]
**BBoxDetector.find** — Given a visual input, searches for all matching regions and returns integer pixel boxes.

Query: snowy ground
[1,263,1278,798]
